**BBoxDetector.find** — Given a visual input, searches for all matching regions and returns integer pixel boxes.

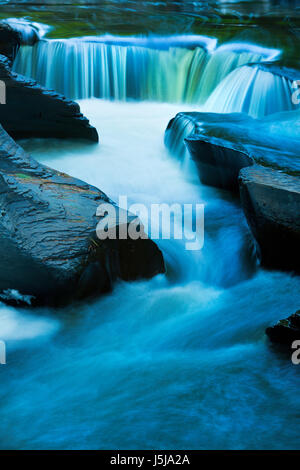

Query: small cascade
[202,64,298,118]
[164,113,199,158]
[13,36,279,103]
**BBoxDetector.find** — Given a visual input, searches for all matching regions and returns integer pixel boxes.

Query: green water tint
[15,38,287,110]
[0,1,299,64]
[1,99,300,450]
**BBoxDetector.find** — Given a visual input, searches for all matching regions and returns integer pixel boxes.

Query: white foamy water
[1,100,299,450]
[0,304,58,342]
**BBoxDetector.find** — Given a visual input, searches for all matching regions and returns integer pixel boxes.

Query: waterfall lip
[1,17,52,43]
[46,34,218,52]
[216,42,281,61]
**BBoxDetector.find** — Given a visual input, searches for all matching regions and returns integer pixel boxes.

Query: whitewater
[0,99,299,449]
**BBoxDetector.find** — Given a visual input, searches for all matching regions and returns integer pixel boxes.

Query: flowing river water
[0,0,300,450]
[0,99,299,449]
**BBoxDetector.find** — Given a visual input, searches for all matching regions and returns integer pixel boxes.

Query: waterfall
[164,113,199,158]
[13,36,279,103]
[203,65,297,118]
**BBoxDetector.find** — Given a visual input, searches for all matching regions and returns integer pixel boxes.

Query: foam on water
[2,17,51,44]
[0,304,58,342]
[1,100,299,449]
[13,36,280,107]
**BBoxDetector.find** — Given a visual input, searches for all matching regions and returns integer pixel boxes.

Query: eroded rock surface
[0,124,165,306]
[0,55,98,141]
[239,165,300,272]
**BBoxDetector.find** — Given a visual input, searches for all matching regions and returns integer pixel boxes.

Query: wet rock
[166,111,300,189]
[0,18,45,64]
[164,112,200,158]
[250,62,300,82]
[185,134,254,191]
[0,23,21,63]
[266,311,300,345]
[1,18,43,47]
[0,54,98,141]
[239,165,300,272]
[0,124,165,306]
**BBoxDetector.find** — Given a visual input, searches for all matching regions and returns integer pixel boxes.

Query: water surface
[0,101,299,450]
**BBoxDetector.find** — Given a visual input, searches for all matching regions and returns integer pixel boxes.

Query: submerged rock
[0,54,98,141]
[266,311,300,345]
[239,165,300,272]
[0,124,164,306]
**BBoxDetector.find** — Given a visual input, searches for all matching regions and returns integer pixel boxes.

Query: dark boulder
[0,54,98,141]
[0,18,43,64]
[0,23,21,63]
[165,111,300,190]
[266,311,300,345]
[0,124,165,306]
[1,18,42,47]
[239,165,300,272]
[185,134,254,191]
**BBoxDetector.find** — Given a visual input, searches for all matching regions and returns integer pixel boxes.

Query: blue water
[0,101,299,449]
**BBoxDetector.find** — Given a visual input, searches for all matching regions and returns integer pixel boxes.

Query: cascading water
[203,65,298,118]
[164,108,300,166]
[2,17,51,44]
[13,36,280,105]
[1,17,300,449]
[1,100,299,449]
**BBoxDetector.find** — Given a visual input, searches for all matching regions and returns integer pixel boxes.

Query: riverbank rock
[266,311,300,345]
[0,124,164,306]
[165,110,300,190]
[0,18,44,64]
[1,18,42,46]
[0,54,98,141]
[239,165,300,272]
[185,134,254,191]
[0,23,21,63]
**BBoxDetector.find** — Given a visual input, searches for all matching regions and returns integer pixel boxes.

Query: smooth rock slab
[0,54,98,141]
[185,133,254,191]
[239,165,300,272]
[0,124,164,306]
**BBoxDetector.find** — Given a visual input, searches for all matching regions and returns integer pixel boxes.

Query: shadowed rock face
[185,134,254,191]
[0,55,98,141]
[0,23,21,64]
[239,165,300,273]
[266,311,300,345]
[0,124,165,306]
[166,111,300,189]
[165,111,300,273]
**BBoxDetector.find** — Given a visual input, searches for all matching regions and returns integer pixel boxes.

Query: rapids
[0,100,299,449]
